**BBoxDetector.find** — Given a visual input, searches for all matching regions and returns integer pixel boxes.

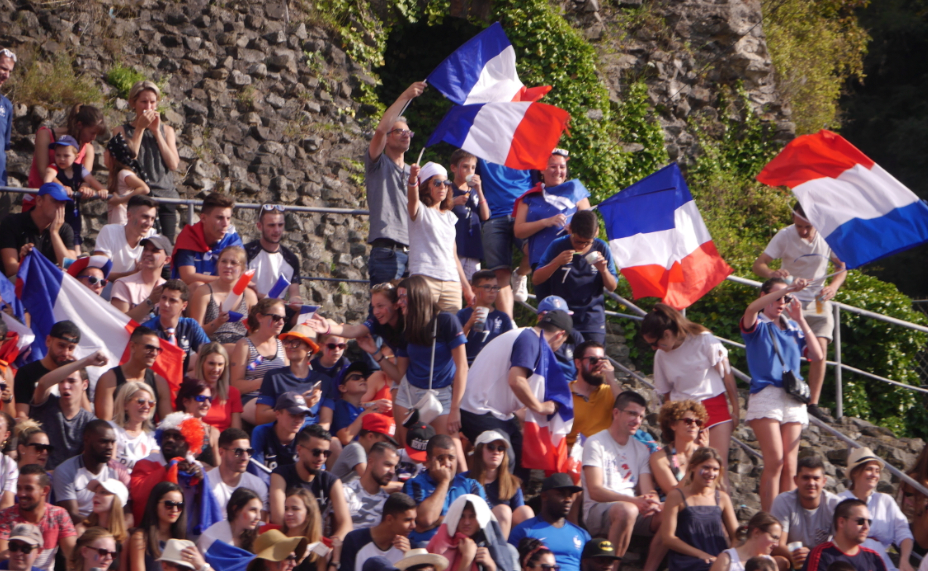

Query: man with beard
[269,424,352,539]
[567,340,622,448]
[803,499,886,571]
[344,442,400,529]
[31,352,107,470]
[0,465,77,571]
[51,420,131,524]
[341,493,417,571]
[94,325,173,420]
[13,320,83,419]
[207,427,268,519]
[245,205,303,303]
[509,474,589,571]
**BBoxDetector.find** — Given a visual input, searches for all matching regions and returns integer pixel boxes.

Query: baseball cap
[67,255,113,280]
[404,423,435,463]
[8,523,42,547]
[582,539,622,561]
[140,234,173,253]
[362,413,398,445]
[274,391,312,414]
[49,135,80,150]
[541,473,582,494]
[339,361,371,385]
[88,479,129,507]
[364,557,400,571]
[474,430,511,450]
[539,309,573,335]
[279,324,320,353]
[37,182,72,202]
[537,295,573,315]
[49,320,81,344]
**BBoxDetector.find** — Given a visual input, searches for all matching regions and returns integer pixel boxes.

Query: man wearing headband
[752,202,846,421]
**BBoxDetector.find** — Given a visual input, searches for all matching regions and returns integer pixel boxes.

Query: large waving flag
[426,102,570,170]
[15,250,185,391]
[757,130,928,269]
[522,332,575,475]
[427,22,551,105]
[598,163,733,309]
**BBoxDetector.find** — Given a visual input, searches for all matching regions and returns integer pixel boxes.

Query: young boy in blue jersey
[457,270,514,365]
[332,362,392,445]
[449,150,489,282]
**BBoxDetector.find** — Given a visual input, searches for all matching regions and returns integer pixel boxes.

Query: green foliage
[8,49,103,109]
[105,64,148,100]
[762,0,869,134]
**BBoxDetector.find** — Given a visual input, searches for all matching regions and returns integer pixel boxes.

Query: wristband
[324,322,331,336]
[376,353,385,363]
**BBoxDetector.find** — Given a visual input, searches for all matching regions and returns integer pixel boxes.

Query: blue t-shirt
[171,230,244,279]
[536,237,618,336]
[257,366,334,420]
[462,471,524,511]
[249,420,308,485]
[403,471,487,543]
[509,517,591,571]
[0,96,11,187]
[509,328,544,372]
[523,180,591,267]
[555,329,586,382]
[141,316,210,368]
[395,313,466,390]
[741,317,807,394]
[362,316,407,353]
[452,187,484,260]
[332,399,365,436]
[476,159,533,219]
[457,307,514,365]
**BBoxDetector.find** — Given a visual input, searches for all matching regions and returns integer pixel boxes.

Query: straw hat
[253,530,307,562]
[395,548,449,571]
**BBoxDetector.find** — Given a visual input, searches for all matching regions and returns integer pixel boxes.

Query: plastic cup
[465,174,476,187]
[787,542,803,570]
[585,251,601,265]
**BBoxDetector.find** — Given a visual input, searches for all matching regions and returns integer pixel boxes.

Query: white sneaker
[511,272,529,303]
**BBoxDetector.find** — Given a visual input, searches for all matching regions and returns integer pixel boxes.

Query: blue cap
[363,557,399,571]
[48,135,80,150]
[537,295,573,315]
[37,182,72,202]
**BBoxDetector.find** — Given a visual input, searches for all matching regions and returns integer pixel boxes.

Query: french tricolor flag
[427,22,551,105]
[15,250,185,391]
[426,102,570,170]
[522,331,574,475]
[757,130,928,269]
[267,275,290,299]
[597,163,733,310]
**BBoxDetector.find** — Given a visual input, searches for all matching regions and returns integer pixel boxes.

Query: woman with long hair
[232,297,289,414]
[517,538,555,571]
[662,447,739,571]
[109,381,158,472]
[14,420,50,469]
[406,161,474,312]
[193,342,242,432]
[189,246,256,344]
[281,488,325,571]
[77,479,129,540]
[175,377,220,467]
[709,511,785,571]
[426,495,513,571]
[0,411,17,508]
[109,80,181,240]
[465,431,534,538]
[741,278,824,511]
[650,400,710,494]
[197,487,262,553]
[127,481,187,571]
[70,527,118,571]
[641,303,739,487]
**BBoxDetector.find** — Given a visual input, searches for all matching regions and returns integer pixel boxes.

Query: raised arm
[369,82,426,161]
[407,164,421,220]
[741,279,808,332]
[34,351,108,406]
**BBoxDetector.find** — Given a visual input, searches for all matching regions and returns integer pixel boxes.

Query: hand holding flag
[220,269,255,313]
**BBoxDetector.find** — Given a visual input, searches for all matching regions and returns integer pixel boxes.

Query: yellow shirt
[567,381,615,447]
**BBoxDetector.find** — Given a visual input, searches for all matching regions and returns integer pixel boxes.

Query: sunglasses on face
[143,344,163,355]
[8,541,35,554]
[853,517,872,527]
[679,417,704,427]
[310,448,332,458]
[194,394,214,403]
[93,548,118,558]
[430,179,453,188]
[225,447,254,457]
[388,129,414,137]
[286,555,299,561]
[79,275,108,287]
[162,500,184,511]
[585,356,605,365]
[476,285,501,291]
[26,443,54,453]
[783,294,794,304]
[284,340,307,349]
[264,313,286,323]
[135,398,156,407]
[326,343,347,350]
[485,443,507,453]
[539,565,561,571]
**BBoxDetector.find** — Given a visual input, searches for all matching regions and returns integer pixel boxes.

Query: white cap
[88,479,129,507]
[474,430,511,450]
[418,161,448,185]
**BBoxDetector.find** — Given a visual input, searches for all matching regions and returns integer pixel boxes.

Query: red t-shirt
[203,386,244,432]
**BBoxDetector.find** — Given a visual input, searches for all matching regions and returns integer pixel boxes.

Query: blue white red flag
[267,274,290,299]
[427,102,570,170]
[597,163,732,310]
[757,130,928,269]
[521,332,575,475]
[202,540,254,571]
[427,22,550,105]
[15,250,185,391]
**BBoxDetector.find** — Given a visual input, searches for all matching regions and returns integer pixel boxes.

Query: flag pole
[398,79,428,117]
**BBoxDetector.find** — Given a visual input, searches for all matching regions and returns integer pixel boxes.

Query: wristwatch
[329,563,341,570]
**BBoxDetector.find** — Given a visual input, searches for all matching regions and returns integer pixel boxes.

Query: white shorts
[745,385,808,426]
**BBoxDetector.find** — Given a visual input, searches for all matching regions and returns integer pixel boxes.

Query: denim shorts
[481,216,525,271]
[368,247,408,286]
[394,376,453,416]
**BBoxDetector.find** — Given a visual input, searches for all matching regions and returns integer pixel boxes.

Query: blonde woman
[108,80,180,240]
[77,480,129,550]
[281,488,325,571]
[194,342,243,432]
[188,246,256,344]
[70,527,118,571]
[109,381,159,472]
[15,420,51,470]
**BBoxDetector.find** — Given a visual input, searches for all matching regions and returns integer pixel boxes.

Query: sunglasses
[485,443,507,453]
[0,49,16,63]
[143,344,163,355]
[224,447,254,457]
[370,282,395,293]
[310,448,332,458]
[387,128,414,137]
[853,517,872,526]
[162,500,185,511]
[326,343,347,350]
[262,204,286,212]
[539,565,561,571]
[680,417,704,427]
[93,548,118,558]
[194,394,214,403]
[264,313,286,323]
[430,179,453,188]
[286,555,300,561]
[284,339,308,349]
[476,285,501,291]
[783,294,794,304]
[135,398,156,407]
[8,542,35,554]
[79,275,108,287]
[551,148,569,158]
[584,356,605,365]
[25,443,54,453]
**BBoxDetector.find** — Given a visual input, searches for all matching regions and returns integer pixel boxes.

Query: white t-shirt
[653,332,728,402]
[354,540,405,571]
[408,206,459,281]
[581,429,651,519]
[107,170,136,225]
[461,328,531,420]
[207,467,270,517]
[51,456,130,519]
[111,272,166,308]
[763,225,834,301]
[109,422,159,472]
[248,247,298,297]
[0,456,18,497]
[94,224,155,274]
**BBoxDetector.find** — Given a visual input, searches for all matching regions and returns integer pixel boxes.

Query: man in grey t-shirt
[365,82,426,286]
[771,455,842,568]
[330,412,398,482]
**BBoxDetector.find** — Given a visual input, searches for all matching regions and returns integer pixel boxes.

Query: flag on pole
[757,130,928,269]
[15,250,185,391]
[426,102,570,170]
[521,332,574,475]
[426,22,551,105]
[597,163,733,309]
